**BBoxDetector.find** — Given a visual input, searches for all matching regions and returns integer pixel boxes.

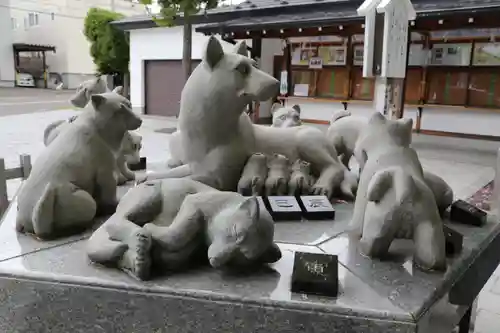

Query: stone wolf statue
[143,37,357,199]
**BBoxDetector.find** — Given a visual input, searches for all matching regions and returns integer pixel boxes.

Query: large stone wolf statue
[143,37,356,198]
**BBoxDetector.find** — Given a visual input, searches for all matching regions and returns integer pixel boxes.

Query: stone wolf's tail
[43,120,66,146]
[330,110,352,124]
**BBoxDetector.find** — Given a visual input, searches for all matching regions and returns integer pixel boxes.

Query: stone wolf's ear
[91,94,107,110]
[390,118,413,146]
[369,111,386,125]
[113,86,124,95]
[270,102,282,114]
[234,41,248,57]
[204,36,224,69]
[291,104,301,114]
[239,196,260,222]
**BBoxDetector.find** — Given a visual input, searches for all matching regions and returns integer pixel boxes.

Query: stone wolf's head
[271,103,302,128]
[207,196,282,269]
[90,92,142,134]
[182,36,279,118]
[71,75,123,108]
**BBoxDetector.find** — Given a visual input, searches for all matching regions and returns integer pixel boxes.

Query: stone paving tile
[474,309,500,333]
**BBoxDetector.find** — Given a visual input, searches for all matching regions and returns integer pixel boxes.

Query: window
[11,17,18,29]
[28,12,39,27]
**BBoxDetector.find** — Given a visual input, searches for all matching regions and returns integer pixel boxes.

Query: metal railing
[0,155,32,217]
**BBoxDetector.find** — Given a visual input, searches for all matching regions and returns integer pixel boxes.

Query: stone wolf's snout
[246,69,279,102]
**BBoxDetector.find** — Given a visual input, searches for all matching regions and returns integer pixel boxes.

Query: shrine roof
[112,0,500,32]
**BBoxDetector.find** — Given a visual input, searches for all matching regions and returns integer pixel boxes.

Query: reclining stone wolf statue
[143,37,357,199]
[16,92,142,239]
[87,178,282,280]
[348,112,446,271]
[43,76,140,184]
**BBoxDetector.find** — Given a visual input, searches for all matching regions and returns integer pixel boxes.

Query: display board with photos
[473,43,500,66]
[292,44,347,66]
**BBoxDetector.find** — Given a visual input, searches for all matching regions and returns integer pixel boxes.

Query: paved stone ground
[0,109,499,331]
[0,87,76,116]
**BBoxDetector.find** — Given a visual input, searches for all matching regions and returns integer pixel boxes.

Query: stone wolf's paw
[288,176,310,196]
[311,180,333,199]
[167,158,183,168]
[120,229,153,280]
[265,178,288,196]
[135,173,148,185]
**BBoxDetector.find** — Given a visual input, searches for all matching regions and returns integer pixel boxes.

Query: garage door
[144,60,201,117]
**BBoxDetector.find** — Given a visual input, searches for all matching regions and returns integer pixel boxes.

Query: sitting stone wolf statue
[143,37,357,199]
[16,92,142,239]
[43,77,140,184]
[349,112,446,271]
[87,178,282,280]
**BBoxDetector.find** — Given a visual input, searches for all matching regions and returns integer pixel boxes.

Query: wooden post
[0,159,8,217]
[345,35,354,99]
[420,33,431,103]
[42,51,47,88]
[20,154,32,179]
[465,40,475,107]
[285,40,292,97]
[249,37,263,122]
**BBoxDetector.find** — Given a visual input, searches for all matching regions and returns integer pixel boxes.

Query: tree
[84,7,130,93]
[140,0,219,82]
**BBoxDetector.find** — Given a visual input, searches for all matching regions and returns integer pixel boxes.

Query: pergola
[12,43,56,88]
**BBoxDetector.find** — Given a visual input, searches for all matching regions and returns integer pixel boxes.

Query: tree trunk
[182,15,192,83]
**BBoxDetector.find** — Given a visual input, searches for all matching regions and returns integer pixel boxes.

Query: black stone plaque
[450,199,487,227]
[297,196,335,220]
[264,196,302,221]
[128,157,147,171]
[291,252,338,297]
[444,224,463,256]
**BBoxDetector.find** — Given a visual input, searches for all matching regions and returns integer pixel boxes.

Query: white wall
[259,38,283,118]
[128,26,234,112]
[0,0,15,87]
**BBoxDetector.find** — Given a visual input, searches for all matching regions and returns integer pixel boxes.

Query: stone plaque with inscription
[450,199,487,227]
[128,157,147,171]
[298,195,335,220]
[444,224,463,256]
[264,196,302,221]
[291,252,339,297]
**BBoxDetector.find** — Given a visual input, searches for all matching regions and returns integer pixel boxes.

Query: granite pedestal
[0,178,498,332]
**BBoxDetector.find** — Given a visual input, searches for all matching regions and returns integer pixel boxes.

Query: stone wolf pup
[143,37,357,199]
[271,103,302,128]
[16,92,142,239]
[327,110,453,213]
[349,113,446,271]
[87,178,282,280]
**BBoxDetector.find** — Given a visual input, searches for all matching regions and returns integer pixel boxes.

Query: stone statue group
[14,36,454,280]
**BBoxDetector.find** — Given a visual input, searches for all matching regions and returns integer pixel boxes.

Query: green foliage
[83,7,129,75]
[140,0,219,26]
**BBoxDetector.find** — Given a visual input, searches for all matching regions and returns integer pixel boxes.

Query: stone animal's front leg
[358,202,400,258]
[116,157,135,185]
[296,130,356,199]
[137,164,192,184]
[31,182,97,239]
[106,219,153,280]
[95,168,118,215]
[143,197,203,252]
[413,220,446,271]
